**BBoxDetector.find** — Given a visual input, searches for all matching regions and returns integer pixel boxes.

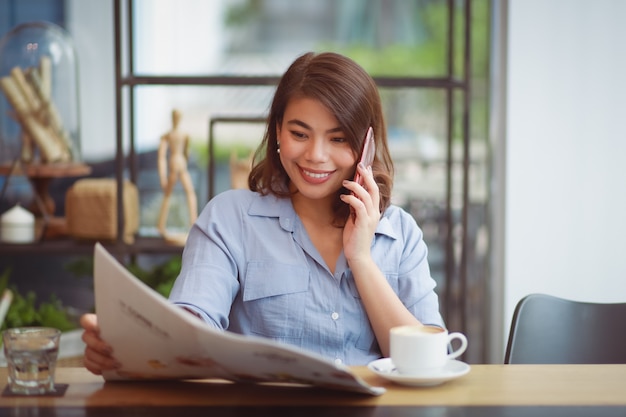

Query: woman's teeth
[304,170,329,179]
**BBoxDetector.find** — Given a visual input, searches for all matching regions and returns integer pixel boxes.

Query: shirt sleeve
[168,191,246,330]
[393,208,445,328]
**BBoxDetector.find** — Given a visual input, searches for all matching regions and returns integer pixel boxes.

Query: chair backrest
[504,293,626,364]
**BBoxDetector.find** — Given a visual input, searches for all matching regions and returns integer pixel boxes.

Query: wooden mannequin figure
[157,109,198,245]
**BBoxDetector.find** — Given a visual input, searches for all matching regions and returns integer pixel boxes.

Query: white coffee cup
[390,325,468,375]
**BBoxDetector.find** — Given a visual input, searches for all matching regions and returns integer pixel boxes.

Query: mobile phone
[353,126,375,186]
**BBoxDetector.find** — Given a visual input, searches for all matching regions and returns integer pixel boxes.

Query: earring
[276,142,280,154]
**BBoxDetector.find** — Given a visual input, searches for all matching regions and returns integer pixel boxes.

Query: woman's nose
[305,138,328,162]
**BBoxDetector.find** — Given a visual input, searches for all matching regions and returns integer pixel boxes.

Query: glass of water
[2,327,61,394]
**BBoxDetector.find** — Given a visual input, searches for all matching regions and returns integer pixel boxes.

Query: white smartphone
[353,126,375,186]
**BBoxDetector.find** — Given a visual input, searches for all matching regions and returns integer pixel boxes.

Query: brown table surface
[1,365,625,416]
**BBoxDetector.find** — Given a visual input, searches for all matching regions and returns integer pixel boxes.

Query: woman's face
[277,96,357,202]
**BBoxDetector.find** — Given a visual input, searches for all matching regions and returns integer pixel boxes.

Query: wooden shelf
[0,162,92,178]
[0,236,184,256]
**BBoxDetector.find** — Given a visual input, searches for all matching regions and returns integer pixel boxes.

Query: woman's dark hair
[249,52,394,225]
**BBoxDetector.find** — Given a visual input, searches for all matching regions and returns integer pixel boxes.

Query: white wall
[503,0,626,351]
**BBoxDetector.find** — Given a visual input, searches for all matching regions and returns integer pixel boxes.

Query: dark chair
[504,293,626,364]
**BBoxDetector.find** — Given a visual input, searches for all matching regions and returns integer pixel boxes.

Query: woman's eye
[290,130,307,139]
[331,137,346,143]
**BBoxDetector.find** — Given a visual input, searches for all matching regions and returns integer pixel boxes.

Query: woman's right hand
[80,313,121,375]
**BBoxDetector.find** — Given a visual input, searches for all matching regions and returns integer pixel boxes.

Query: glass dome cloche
[0,21,81,166]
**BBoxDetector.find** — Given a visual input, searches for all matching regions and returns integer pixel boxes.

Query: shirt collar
[248,193,398,240]
[248,194,297,232]
[376,214,397,240]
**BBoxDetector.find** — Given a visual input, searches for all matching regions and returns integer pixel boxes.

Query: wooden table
[1,365,625,416]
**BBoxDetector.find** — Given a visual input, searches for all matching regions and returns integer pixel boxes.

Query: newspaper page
[93,243,385,395]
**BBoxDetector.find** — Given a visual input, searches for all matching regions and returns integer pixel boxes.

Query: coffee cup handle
[447,332,468,360]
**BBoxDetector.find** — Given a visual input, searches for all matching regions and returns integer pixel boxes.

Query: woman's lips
[300,167,333,184]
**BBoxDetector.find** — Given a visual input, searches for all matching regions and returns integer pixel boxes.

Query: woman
[81,52,442,374]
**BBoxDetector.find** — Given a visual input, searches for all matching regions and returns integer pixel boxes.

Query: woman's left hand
[340,163,381,263]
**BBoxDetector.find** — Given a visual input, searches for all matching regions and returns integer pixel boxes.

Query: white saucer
[367,358,470,387]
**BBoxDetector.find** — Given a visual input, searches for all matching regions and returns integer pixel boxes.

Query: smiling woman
[275,95,359,274]
[103,1,491,366]
[250,52,393,225]
[80,51,445,375]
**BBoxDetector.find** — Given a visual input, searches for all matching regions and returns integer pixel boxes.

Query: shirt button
[331,312,339,320]
[334,358,343,366]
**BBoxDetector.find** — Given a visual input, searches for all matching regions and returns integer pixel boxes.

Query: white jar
[0,204,35,243]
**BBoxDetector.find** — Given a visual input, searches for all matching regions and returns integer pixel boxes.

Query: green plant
[126,256,181,298]
[66,255,182,299]
[0,268,77,332]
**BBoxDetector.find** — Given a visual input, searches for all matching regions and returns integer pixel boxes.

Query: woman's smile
[300,166,335,183]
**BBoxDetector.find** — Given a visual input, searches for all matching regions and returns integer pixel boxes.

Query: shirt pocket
[242,261,310,339]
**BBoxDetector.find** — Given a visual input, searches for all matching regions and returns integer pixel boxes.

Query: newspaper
[93,243,385,395]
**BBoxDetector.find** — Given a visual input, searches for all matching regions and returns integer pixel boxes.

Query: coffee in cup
[390,325,468,375]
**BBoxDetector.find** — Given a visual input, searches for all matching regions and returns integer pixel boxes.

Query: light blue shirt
[169,189,443,366]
